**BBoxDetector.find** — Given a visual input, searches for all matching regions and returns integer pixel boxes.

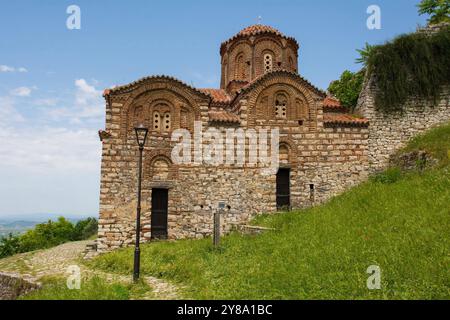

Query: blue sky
[0,0,427,218]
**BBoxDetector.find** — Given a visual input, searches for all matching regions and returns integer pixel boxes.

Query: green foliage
[0,217,98,258]
[73,217,98,241]
[20,276,145,300]
[371,167,403,184]
[418,0,450,25]
[0,233,21,258]
[328,70,365,110]
[367,26,450,112]
[356,42,377,66]
[402,122,450,167]
[19,217,75,252]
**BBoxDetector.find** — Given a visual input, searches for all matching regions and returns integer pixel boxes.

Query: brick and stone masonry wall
[97,94,369,252]
[356,23,450,173]
[356,79,450,173]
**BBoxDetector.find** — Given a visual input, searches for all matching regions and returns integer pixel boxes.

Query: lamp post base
[133,247,140,282]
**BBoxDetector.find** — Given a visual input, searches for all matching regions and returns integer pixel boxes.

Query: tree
[328,70,365,111]
[356,42,377,66]
[418,0,450,25]
[0,233,21,258]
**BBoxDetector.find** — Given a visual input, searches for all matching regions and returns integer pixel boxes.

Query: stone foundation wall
[356,23,450,173]
[356,79,450,173]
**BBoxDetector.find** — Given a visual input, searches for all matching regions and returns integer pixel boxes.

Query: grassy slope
[21,276,151,300]
[89,123,450,300]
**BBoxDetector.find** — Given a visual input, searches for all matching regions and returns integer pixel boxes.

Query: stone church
[97,25,370,252]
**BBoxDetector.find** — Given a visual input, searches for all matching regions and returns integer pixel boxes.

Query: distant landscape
[0,214,93,237]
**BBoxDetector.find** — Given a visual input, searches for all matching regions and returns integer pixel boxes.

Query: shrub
[371,167,403,184]
[0,217,98,259]
[0,233,21,258]
[366,26,450,112]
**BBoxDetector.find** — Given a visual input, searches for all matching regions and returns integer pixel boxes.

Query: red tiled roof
[323,114,369,126]
[208,111,240,124]
[237,69,327,98]
[221,24,299,53]
[199,88,232,104]
[102,75,211,98]
[237,24,282,37]
[323,97,342,108]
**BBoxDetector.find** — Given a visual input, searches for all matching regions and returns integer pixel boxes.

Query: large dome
[220,24,299,92]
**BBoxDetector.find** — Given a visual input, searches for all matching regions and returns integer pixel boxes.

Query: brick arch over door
[144,151,178,181]
[278,137,298,165]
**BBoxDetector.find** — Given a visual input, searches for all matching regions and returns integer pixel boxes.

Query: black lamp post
[133,124,148,282]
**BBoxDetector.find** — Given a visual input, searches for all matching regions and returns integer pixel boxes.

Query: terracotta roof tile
[103,75,210,98]
[221,24,299,52]
[199,89,232,104]
[323,114,369,127]
[323,97,342,108]
[208,110,240,124]
[237,24,282,37]
[237,69,327,98]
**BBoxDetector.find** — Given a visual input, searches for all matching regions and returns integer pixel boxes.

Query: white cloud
[0,65,28,73]
[0,65,15,72]
[0,126,101,173]
[35,98,59,106]
[0,96,25,123]
[46,79,104,122]
[10,86,33,97]
[75,78,101,105]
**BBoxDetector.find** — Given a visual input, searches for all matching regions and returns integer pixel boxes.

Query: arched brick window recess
[264,53,273,73]
[163,112,171,132]
[152,158,170,180]
[235,53,246,80]
[153,111,161,131]
[279,144,290,165]
[275,93,288,119]
[145,153,178,181]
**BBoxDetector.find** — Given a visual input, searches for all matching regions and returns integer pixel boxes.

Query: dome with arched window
[220,24,299,92]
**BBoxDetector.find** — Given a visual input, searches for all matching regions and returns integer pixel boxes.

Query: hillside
[87,123,450,300]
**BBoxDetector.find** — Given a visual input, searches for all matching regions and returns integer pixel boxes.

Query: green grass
[88,124,450,300]
[20,276,151,300]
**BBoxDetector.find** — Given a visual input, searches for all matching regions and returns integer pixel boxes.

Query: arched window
[235,53,245,79]
[279,144,290,165]
[153,111,160,131]
[163,112,171,132]
[264,53,273,73]
[152,158,170,180]
[274,93,288,119]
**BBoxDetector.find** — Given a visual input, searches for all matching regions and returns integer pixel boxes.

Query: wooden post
[214,201,225,247]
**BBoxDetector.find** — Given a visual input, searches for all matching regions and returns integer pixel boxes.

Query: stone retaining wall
[0,272,41,300]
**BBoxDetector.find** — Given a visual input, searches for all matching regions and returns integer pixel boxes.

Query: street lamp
[133,124,148,282]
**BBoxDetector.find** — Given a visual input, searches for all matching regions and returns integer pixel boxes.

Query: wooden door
[276,168,290,210]
[151,189,168,239]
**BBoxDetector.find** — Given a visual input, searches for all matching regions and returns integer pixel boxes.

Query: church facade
[97,25,370,252]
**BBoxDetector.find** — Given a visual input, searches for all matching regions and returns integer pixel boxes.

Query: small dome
[221,24,298,52]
